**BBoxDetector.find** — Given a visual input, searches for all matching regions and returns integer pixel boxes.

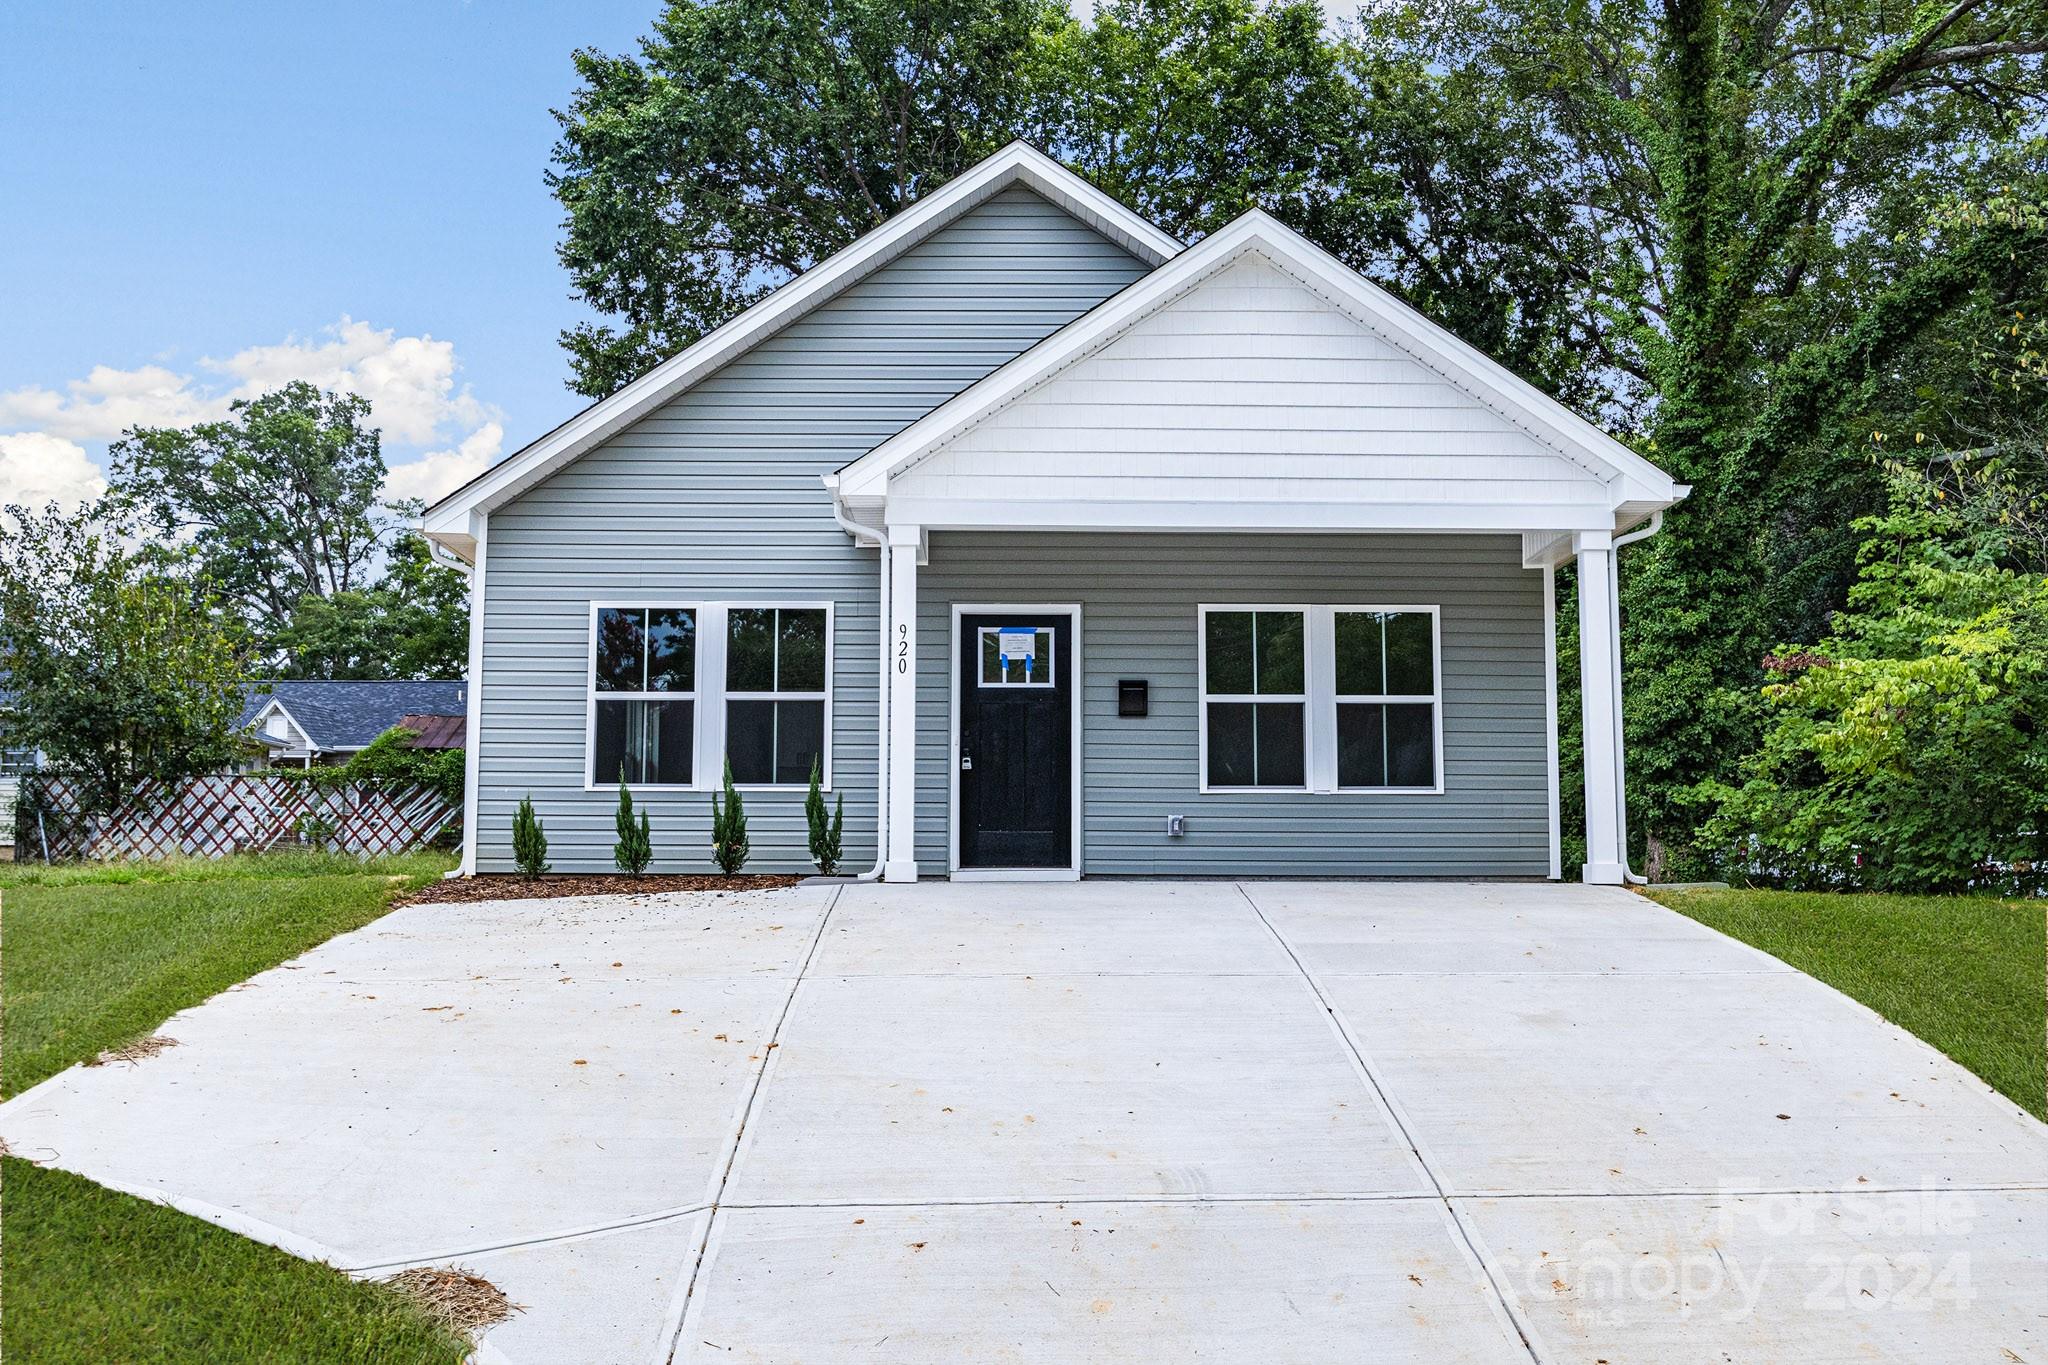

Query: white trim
[1197,604,1446,797]
[835,212,1680,516]
[423,143,1179,555]
[459,515,486,874]
[947,602,1084,878]
[876,497,1623,535]
[884,539,921,880]
[1543,563,1563,881]
[582,600,836,794]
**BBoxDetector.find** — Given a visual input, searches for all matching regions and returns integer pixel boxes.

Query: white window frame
[1197,603,1444,797]
[721,602,836,791]
[584,599,836,794]
[1330,605,1445,796]
[974,624,1057,689]
[585,600,705,792]
[1197,604,1311,793]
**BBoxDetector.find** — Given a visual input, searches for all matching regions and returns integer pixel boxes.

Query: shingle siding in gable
[474,187,1151,872]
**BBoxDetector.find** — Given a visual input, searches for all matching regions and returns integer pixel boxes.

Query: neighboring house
[424,143,1683,883]
[0,688,38,862]
[238,680,468,769]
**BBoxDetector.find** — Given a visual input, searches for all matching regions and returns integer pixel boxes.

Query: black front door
[959,613,1072,869]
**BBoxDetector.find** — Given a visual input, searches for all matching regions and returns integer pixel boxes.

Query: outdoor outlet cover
[1166,814,1187,837]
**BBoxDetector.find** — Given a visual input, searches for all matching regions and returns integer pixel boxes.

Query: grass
[2,852,456,1098]
[2,849,465,1363]
[1646,886,2047,1119]
[1,1161,468,1364]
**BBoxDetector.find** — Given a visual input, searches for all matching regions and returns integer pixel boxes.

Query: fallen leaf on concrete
[573,1059,588,1066]
[86,1036,178,1067]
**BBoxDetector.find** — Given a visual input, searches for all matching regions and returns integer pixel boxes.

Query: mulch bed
[394,872,805,906]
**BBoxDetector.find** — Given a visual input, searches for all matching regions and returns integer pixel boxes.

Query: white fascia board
[249,698,313,750]
[884,496,1617,534]
[837,210,1683,509]
[422,143,1180,545]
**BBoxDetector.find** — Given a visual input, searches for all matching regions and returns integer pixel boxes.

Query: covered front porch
[825,212,1684,884]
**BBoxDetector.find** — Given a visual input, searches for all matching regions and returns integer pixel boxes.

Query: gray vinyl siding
[914,532,1551,877]
[475,188,1149,871]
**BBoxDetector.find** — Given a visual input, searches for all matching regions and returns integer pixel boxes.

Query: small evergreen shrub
[710,758,749,875]
[511,795,549,878]
[614,774,652,874]
[805,757,842,875]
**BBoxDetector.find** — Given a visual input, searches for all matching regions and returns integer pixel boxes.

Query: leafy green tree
[0,502,248,810]
[512,794,550,878]
[339,724,465,804]
[614,774,653,874]
[1700,457,2048,892]
[271,532,469,680]
[710,758,750,874]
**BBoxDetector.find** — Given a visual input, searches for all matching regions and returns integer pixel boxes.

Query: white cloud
[0,317,498,449]
[382,421,502,505]
[0,432,108,512]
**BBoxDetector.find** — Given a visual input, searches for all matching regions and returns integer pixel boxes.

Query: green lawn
[2,851,467,1363]
[1646,886,2047,1119]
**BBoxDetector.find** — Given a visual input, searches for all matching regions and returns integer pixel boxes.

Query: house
[423,143,1683,883]
[238,680,468,769]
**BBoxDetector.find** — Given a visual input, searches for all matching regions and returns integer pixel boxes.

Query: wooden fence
[12,773,460,863]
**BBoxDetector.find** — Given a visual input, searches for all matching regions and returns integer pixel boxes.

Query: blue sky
[1,2,657,511]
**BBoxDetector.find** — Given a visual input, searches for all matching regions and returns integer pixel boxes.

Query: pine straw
[84,1035,178,1067]
[381,1266,521,1336]
[394,872,804,907]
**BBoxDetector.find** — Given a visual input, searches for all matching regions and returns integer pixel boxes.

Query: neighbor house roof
[419,142,1183,561]
[397,713,466,750]
[238,680,468,753]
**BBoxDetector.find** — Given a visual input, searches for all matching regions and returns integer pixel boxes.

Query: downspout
[1607,510,1662,886]
[828,488,889,882]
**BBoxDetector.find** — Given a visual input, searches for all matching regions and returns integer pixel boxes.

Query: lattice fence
[12,774,460,863]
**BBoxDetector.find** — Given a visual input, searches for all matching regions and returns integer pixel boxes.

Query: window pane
[1334,612,1380,695]
[726,608,776,692]
[1337,701,1387,787]
[1204,612,1254,695]
[726,699,775,785]
[1206,702,1255,786]
[1385,613,1435,695]
[1386,703,1435,787]
[778,609,827,691]
[980,630,1003,684]
[774,699,825,785]
[646,609,696,692]
[1253,702,1305,786]
[1255,613,1305,694]
[594,699,693,785]
[595,608,645,691]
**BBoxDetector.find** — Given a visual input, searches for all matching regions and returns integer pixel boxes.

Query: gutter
[825,478,889,883]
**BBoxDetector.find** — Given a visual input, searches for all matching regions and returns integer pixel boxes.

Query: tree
[614,775,653,874]
[512,795,550,878]
[271,532,470,680]
[108,383,469,678]
[805,755,843,874]
[550,0,1047,397]
[0,502,247,810]
[710,758,750,874]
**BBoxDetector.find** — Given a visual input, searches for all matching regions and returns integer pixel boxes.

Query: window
[977,625,1055,687]
[591,606,697,786]
[725,607,829,786]
[1335,610,1439,790]
[1200,608,1306,789]
[1198,604,1442,795]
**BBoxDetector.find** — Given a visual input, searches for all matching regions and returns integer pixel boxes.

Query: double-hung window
[1199,604,1441,794]
[1201,608,1307,789]
[587,602,833,790]
[591,606,697,786]
[724,607,830,786]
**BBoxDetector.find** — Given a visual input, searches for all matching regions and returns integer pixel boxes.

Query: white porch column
[884,530,922,881]
[1575,530,1625,884]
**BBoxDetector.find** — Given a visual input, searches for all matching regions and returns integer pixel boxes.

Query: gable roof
[420,142,1182,561]
[832,210,1680,517]
[237,680,469,752]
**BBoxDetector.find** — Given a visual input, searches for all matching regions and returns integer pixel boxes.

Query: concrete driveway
[4,880,2044,1363]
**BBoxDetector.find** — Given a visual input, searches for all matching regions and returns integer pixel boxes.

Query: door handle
[960,754,973,771]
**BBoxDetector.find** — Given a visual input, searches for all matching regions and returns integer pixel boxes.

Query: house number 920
[896,624,909,673]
